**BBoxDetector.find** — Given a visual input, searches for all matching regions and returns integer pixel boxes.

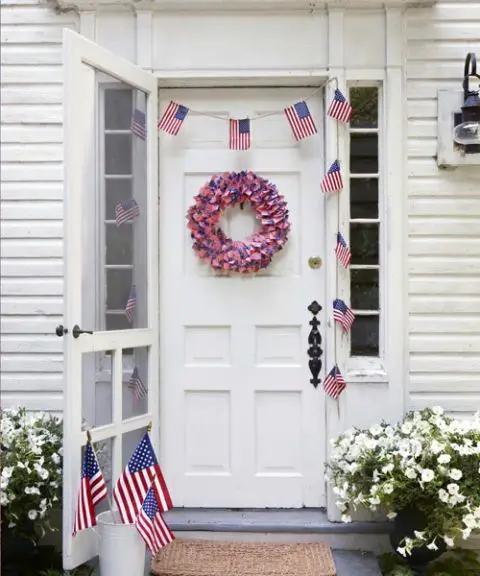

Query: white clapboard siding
[0,0,77,411]
[406,1,480,413]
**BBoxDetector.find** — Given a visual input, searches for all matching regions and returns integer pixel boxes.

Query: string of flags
[73,430,175,556]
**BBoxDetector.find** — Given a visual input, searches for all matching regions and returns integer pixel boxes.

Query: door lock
[55,325,68,337]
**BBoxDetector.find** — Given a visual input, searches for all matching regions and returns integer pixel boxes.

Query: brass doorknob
[308,256,322,269]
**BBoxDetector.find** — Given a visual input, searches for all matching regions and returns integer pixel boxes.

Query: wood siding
[406,2,480,416]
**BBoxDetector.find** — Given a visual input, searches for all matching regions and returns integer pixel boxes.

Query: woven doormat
[151,539,336,576]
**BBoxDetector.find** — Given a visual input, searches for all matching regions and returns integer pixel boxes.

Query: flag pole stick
[86,429,119,524]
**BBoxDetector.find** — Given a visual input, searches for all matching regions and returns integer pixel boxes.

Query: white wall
[0,0,78,412]
[405,2,480,417]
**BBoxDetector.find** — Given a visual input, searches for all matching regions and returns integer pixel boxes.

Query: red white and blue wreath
[186,171,291,273]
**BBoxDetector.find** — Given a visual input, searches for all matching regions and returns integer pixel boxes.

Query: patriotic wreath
[187,171,291,273]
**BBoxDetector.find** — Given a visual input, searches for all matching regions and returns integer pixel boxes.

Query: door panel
[62,30,158,570]
[159,88,326,508]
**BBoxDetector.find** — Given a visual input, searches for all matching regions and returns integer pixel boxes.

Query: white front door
[160,88,326,508]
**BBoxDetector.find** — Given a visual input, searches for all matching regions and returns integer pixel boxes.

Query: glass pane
[122,346,149,420]
[106,313,133,331]
[350,87,378,129]
[106,269,133,310]
[350,178,378,219]
[350,134,378,174]
[105,134,132,175]
[106,179,132,220]
[350,223,379,265]
[351,316,379,357]
[106,224,133,265]
[105,89,133,130]
[82,351,113,427]
[351,268,379,310]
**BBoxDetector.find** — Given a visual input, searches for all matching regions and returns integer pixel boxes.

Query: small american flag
[73,441,108,535]
[284,101,317,141]
[321,161,343,193]
[323,365,346,400]
[327,89,353,124]
[113,431,173,525]
[115,199,140,227]
[333,298,355,332]
[335,232,352,268]
[125,285,137,323]
[129,367,147,401]
[136,486,175,555]
[131,109,146,140]
[158,101,189,136]
[229,118,251,150]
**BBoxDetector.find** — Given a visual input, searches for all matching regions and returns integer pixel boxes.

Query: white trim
[135,11,153,69]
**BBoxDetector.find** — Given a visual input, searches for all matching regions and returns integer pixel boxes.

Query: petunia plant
[1,407,63,542]
[326,407,480,556]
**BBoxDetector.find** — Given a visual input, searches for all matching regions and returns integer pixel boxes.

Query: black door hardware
[55,325,68,337]
[307,301,323,389]
[72,325,94,339]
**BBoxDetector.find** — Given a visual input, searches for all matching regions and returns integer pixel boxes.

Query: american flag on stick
[115,199,140,227]
[113,431,173,525]
[131,108,146,140]
[333,298,355,332]
[158,101,189,136]
[327,89,353,124]
[229,118,251,150]
[284,101,317,141]
[321,161,343,193]
[136,486,175,555]
[125,285,137,323]
[335,232,352,269]
[128,367,147,401]
[323,365,346,400]
[73,441,108,535]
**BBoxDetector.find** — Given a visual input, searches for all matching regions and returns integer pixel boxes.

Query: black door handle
[55,325,68,337]
[307,301,323,389]
[72,325,94,339]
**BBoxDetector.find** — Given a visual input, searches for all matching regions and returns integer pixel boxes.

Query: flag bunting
[136,486,175,555]
[323,365,346,400]
[333,298,356,333]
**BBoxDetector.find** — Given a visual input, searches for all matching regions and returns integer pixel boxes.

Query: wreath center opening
[219,203,259,242]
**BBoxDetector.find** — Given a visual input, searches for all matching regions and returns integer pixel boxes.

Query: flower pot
[389,506,446,575]
[96,510,146,576]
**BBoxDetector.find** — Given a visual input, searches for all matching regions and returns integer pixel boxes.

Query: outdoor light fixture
[453,52,480,146]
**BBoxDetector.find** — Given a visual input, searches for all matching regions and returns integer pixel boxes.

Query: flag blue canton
[334,89,346,103]
[83,443,100,479]
[127,433,158,473]
[142,488,160,520]
[329,161,341,174]
[294,101,311,119]
[239,119,250,133]
[337,232,347,248]
[175,105,189,121]
[333,298,348,314]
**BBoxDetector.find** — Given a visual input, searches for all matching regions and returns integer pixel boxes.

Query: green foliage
[379,549,480,576]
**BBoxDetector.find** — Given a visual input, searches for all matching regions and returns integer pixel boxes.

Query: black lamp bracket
[463,53,479,100]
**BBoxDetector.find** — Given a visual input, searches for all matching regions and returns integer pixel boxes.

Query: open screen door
[60,29,159,570]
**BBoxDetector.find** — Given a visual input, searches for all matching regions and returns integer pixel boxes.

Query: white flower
[443,535,455,547]
[383,483,394,494]
[447,483,459,495]
[414,531,426,539]
[430,440,444,455]
[341,514,352,523]
[421,469,435,482]
[462,528,472,539]
[432,406,444,416]
[401,422,413,435]
[463,514,477,529]
[397,546,407,557]
[405,467,417,479]
[2,467,14,479]
[439,489,449,503]
[28,510,38,520]
[449,469,462,481]
[51,453,61,464]
[382,463,394,474]
[426,540,438,550]
[438,454,451,464]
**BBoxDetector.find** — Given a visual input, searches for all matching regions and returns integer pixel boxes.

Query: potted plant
[326,407,480,574]
[1,407,63,575]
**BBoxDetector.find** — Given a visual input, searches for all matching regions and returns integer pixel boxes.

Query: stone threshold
[164,508,391,535]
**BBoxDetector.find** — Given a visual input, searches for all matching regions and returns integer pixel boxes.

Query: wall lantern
[452,53,480,146]
[437,52,480,168]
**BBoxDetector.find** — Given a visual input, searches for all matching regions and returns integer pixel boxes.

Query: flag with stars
[229,118,251,150]
[333,298,355,332]
[136,486,175,555]
[327,89,353,124]
[284,101,317,141]
[73,441,108,535]
[115,199,140,227]
[131,108,146,140]
[124,285,137,323]
[128,367,147,401]
[321,160,343,193]
[158,101,189,136]
[113,431,173,524]
[323,365,346,400]
[335,232,352,268]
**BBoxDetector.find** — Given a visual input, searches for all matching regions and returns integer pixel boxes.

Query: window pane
[350,87,378,129]
[351,268,379,310]
[105,89,133,130]
[351,316,379,357]
[105,134,132,175]
[106,224,133,265]
[350,178,378,219]
[350,134,378,174]
[106,268,133,310]
[350,223,379,265]
[106,179,132,220]
[106,313,132,331]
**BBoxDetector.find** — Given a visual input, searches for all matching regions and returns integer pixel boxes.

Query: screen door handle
[72,325,94,339]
